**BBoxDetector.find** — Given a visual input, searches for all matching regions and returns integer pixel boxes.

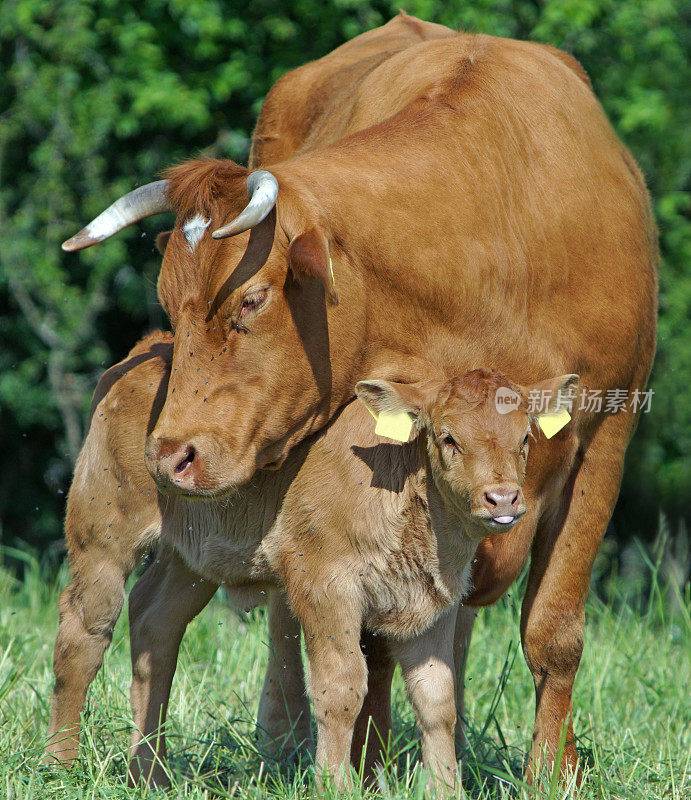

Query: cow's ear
[156,230,172,255]
[355,379,434,421]
[522,373,580,419]
[287,227,339,305]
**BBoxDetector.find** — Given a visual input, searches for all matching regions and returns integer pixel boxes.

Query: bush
[1,0,688,552]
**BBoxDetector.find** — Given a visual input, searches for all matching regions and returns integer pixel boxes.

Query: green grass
[0,546,689,799]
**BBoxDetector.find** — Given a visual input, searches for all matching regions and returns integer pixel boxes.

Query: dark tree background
[1,0,689,562]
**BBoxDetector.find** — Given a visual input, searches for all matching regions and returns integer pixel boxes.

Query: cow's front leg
[256,590,312,759]
[299,590,366,791]
[128,548,217,788]
[521,414,632,785]
[391,609,458,796]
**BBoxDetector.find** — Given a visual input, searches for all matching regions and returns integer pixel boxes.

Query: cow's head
[62,159,361,497]
[356,369,579,539]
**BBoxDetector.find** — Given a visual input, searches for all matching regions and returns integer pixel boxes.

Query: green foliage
[1,0,689,549]
[0,548,689,797]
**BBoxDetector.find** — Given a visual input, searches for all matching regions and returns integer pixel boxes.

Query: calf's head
[62,159,359,497]
[356,369,578,539]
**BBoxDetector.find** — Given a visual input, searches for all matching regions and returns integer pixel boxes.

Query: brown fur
[45,335,313,774]
[53,12,657,788]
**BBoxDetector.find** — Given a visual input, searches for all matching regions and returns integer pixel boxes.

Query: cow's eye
[521,432,530,450]
[239,289,267,318]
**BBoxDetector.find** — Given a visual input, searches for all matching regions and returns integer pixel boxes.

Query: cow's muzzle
[145,435,214,496]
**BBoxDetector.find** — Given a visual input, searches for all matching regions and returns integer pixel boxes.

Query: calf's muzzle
[473,484,526,529]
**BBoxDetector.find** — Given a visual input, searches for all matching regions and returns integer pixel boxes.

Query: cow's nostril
[483,492,497,508]
[174,446,196,474]
[511,492,519,506]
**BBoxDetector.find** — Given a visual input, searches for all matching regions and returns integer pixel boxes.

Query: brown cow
[47,329,577,791]
[58,13,657,784]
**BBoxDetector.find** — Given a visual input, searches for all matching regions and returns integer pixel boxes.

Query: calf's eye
[443,434,457,449]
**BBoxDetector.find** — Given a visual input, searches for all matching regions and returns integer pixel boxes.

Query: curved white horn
[211,170,279,239]
[62,180,172,252]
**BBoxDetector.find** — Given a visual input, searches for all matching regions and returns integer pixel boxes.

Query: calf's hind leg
[256,590,313,759]
[45,548,129,764]
[350,631,396,780]
[45,475,156,765]
[453,605,476,755]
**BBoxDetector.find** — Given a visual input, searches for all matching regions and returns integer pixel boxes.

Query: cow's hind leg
[45,547,128,764]
[128,548,217,788]
[256,590,312,759]
[521,414,632,783]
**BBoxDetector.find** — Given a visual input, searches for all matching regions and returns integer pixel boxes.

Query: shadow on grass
[152,642,564,799]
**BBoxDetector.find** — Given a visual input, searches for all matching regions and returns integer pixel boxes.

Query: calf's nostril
[483,492,497,508]
[511,492,519,507]
[174,445,196,475]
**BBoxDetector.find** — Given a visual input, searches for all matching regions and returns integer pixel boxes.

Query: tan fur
[45,334,313,775]
[242,16,657,784]
[144,20,655,506]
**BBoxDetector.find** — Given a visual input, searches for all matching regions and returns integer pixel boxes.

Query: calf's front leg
[298,590,366,791]
[391,608,458,796]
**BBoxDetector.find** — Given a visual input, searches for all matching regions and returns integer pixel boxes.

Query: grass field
[0,546,689,799]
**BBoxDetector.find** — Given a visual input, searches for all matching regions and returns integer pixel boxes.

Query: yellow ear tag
[538,407,571,439]
[374,411,414,442]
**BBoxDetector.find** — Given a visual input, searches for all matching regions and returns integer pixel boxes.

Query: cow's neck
[277,157,478,389]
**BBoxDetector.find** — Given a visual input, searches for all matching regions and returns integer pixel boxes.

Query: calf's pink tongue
[493,515,515,524]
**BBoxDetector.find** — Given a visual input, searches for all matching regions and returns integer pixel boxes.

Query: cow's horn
[211,170,279,239]
[62,180,172,252]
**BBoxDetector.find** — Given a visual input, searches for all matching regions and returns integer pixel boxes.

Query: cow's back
[250,13,453,166]
[271,31,655,399]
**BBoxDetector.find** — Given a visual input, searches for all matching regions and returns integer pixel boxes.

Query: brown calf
[47,331,576,792]
[44,333,312,768]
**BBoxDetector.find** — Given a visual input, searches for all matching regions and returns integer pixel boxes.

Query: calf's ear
[287,226,339,305]
[156,230,172,255]
[522,373,580,419]
[355,379,434,421]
